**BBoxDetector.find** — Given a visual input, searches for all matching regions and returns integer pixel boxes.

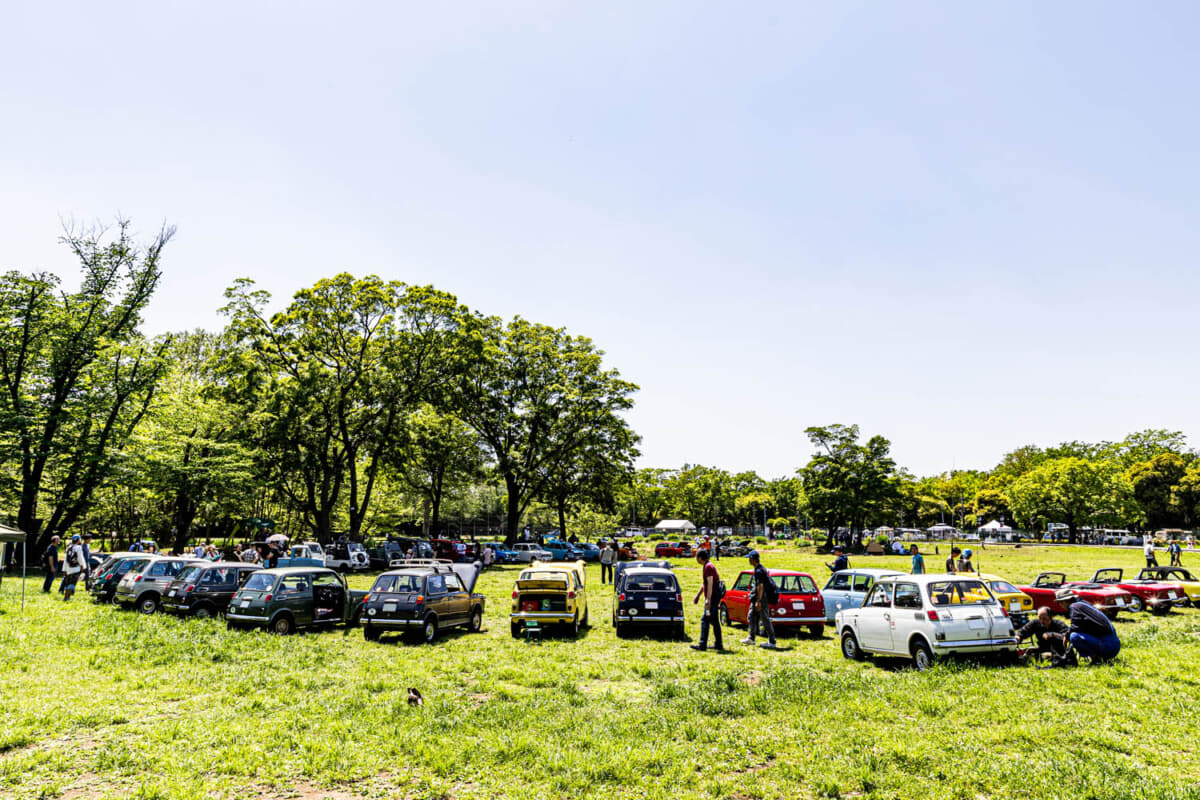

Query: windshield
[626,574,678,592]
[927,580,996,606]
[987,580,1020,594]
[775,575,818,594]
[175,565,205,583]
[372,574,423,593]
[520,570,568,585]
[242,573,277,592]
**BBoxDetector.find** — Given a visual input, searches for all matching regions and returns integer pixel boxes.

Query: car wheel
[226,620,240,632]
[423,616,438,644]
[193,605,214,619]
[581,606,589,627]
[570,614,581,637]
[808,624,824,638]
[271,615,295,635]
[1129,596,1145,613]
[674,622,686,640]
[364,625,381,642]
[511,622,522,638]
[1151,603,1170,616]
[137,594,160,615]
[718,604,730,627]
[910,638,934,671]
[469,607,483,633]
[840,629,864,660]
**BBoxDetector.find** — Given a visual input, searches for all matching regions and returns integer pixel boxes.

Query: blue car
[820,568,905,623]
[577,543,601,562]
[544,540,582,561]
[612,561,684,638]
[482,541,519,564]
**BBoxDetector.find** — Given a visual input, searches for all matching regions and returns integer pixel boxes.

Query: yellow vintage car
[1136,566,1200,606]
[510,561,589,638]
[975,573,1035,621]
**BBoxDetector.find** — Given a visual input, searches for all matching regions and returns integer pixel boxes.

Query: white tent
[979,520,1013,533]
[0,524,28,611]
[654,519,697,533]
[927,524,959,539]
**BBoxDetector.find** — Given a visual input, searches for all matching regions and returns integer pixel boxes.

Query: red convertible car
[653,541,693,559]
[1018,572,1133,619]
[719,569,826,637]
[1088,568,1184,614]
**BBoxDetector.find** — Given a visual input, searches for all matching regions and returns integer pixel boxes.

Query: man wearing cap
[60,534,86,601]
[741,550,777,650]
[1055,589,1121,665]
[825,546,849,573]
[690,549,725,652]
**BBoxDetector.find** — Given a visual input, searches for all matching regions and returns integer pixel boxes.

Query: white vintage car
[836,574,1018,670]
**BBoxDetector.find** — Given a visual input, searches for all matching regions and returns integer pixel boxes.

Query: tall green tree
[1007,457,1131,542]
[798,424,898,549]
[389,404,488,537]
[0,220,173,552]
[1127,452,1190,530]
[451,316,638,544]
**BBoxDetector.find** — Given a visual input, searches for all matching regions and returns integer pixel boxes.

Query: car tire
[910,638,934,671]
[1129,596,1145,613]
[226,620,240,632]
[422,616,438,644]
[581,607,589,627]
[193,604,214,619]
[808,624,824,638]
[570,614,580,638]
[469,607,483,633]
[674,622,686,640]
[137,594,160,615]
[840,629,864,660]
[271,614,295,635]
[511,622,522,639]
[364,625,381,642]
[718,604,731,628]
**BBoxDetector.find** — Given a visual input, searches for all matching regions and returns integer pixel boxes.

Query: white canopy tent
[927,524,959,540]
[979,520,1013,533]
[654,519,697,533]
[0,523,28,611]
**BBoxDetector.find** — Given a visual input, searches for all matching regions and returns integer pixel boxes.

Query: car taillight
[619,593,625,602]
[676,593,683,603]
[568,590,576,599]
[264,594,273,601]
[134,575,143,582]
[927,610,939,621]
[512,589,518,599]
[1000,607,1008,616]
[362,594,370,604]
[416,595,424,605]
[185,584,195,593]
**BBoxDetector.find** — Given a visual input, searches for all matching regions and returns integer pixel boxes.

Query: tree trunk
[557,500,567,541]
[421,496,431,538]
[504,474,522,546]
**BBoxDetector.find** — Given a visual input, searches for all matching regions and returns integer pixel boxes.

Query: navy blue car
[612,562,685,638]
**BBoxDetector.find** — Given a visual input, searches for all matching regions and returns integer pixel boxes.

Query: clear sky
[3,2,1197,478]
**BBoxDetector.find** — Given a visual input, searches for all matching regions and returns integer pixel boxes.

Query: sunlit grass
[3,544,1200,799]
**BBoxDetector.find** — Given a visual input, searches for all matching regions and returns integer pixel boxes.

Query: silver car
[821,568,905,622]
[114,556,205,614]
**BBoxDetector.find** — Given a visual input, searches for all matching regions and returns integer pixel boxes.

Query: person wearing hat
[957,548,975,574]
[825,546,849,573]
[690,548,725,652]
[1054,589,1121,665]
[741,550,778,649]
[60,534,86,601]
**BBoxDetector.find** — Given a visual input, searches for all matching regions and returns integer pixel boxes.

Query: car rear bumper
[615,614,684,623]
[511,612,574,623]
[226,611,268,622]
[769,615,825,625]
[931,637,1018,652]
[366,617,423,628]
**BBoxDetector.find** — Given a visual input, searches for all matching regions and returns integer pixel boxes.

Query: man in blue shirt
[825,546,849,573]
[1055,589,1121,664]
[909,544,925,574]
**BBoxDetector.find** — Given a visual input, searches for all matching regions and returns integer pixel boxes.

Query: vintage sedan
[837,575,1018,670]
[1137,566,1200,606]
[612,564,685,638]
[1088,568,1185,614]
[820,568,905,623]
[721,568,827,636]
[513,543,552,563]
[161,562,261,618]
[1018,572,1133,619]
[362,561,484,643]
[510,561,588,637]
[974,573,1035,624]
[226,567,367,634]
[89,553,152,603]
[114,556,205,614]
[653,541,693,559]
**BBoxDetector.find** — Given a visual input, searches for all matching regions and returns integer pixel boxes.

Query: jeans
[600,562,613,584]
[748,601,776,644]
[1070,631,1120,662]
[1146,555,1158,567]
[698,599,723,649]
[42,570,56,593]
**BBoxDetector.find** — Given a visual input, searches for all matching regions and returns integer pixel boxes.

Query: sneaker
[689,644,707,652]
[740,637,755,645]
[759,641,777,650]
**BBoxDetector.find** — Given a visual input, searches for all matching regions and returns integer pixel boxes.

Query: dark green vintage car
[225,567,366,634]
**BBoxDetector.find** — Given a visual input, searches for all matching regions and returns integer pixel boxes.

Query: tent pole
[21,540,25,612]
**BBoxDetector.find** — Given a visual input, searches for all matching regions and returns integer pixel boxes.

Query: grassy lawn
[3,544,1200,800]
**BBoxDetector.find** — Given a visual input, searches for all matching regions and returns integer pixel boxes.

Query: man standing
[690,549,724,652]
[945,547,961,574]
[41,535,60,593]
[60,534,86,600]
[81,533,94,589]
[1013,607,1069,661]
[1144,535,1158,568]
[1056,590,1121,664]
[1169,539,1182,567]
[599,540,615,585]
[909,544,925,575]
[741,550,777,650]
[825,545,848,573]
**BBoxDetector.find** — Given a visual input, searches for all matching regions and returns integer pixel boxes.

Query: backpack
[762,576,779,604]
[65,546,79,568]
[714,578,726,602]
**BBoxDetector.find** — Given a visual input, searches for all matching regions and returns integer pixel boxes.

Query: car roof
[256,566,338,576]
[837,568,905,577]
[197,561,259,569]
[877,573,988,585]
[624,567,676,577]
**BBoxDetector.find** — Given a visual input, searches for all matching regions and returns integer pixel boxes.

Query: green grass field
[3,544,1200,800]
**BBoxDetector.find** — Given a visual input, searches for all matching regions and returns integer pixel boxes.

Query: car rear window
[373,574,423,593]
[775,575,817,594]
[626,574,678,592]
[176,565,204,583]
[927,580,995,606]
[242,573,276,592]
[521,570,568,584]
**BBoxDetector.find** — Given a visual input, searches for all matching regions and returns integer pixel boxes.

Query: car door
[848,573,876,611]
[857,583,894,652]
[425,574,450,623]
[727,571,753,623]
[443,572,469,625]
[279,575,314,626]
[891,582,924,652]
[822,572,853,621]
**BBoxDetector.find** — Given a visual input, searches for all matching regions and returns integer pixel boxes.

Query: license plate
[1009,601,1021,612]
[967,617,986,629]
[383,602,397,613]
[1168,591,1177,598]
[240,600,250,608]
[1115,598,1125,605]
[644,601,658,609]
[792,602,805,610]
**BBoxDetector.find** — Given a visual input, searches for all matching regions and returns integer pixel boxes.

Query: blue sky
[2,2,1197,477]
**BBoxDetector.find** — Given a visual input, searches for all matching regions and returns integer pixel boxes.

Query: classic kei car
[544,540,583,561]
[576,543,602,562]
[618,543,641,561]
[837,575,1018,670]
[653,541,694,559]
[721,569,826,637]
[89,552,151,603]
[1017,572,1133,619]
[362,561,485,643]
[820,568,905,623]
[1137,566,1200,606]
[612,561,684,638]
[510,561,588,637]
[482,541,520,564]
[1088,568,1185,614]
[114,556,205,614]
[161,562,262,618]
[513,543,552,563]
[974,573,1034,624]
[324,541,371,572]
[226,567,367,634]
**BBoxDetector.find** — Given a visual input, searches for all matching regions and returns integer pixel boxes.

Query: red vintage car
[429,538,476,563]
[1018,572,1133,619]
[1088,568,1185,614]
[719,569,826,637]
[653,541,693,559]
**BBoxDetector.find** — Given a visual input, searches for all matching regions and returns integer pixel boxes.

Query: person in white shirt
[599,541,615,585]
[1144,535,1158,568]
[61,534,86,600]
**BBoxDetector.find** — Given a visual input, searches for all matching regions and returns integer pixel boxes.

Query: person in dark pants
[599,541,615,585]
[41,535,60,593]
[690,549,724,651]
[1056,590,1121,664]
[742,550,777,649]
[1013,607,1069,660]
[825,546,848,573]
